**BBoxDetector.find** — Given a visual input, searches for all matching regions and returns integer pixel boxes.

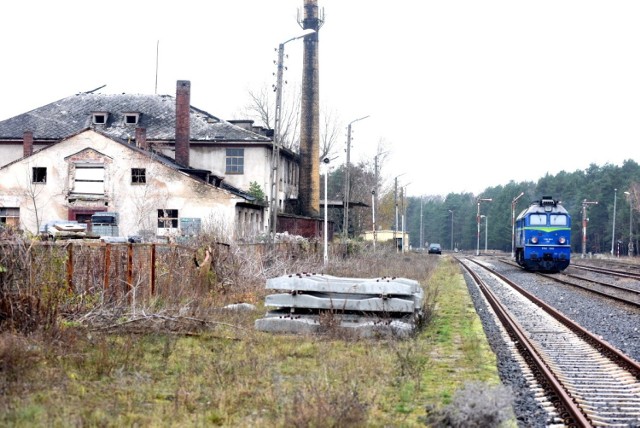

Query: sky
[2,1,640,197]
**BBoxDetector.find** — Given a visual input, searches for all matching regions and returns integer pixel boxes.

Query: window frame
[0,207,20,228]
[225,148,244,174]
[92,112,108,125]
[32,167,47,184]
[157,209,179,229]
[131,168,146,184]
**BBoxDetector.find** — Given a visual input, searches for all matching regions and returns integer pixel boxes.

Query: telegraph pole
[581,199,598,258]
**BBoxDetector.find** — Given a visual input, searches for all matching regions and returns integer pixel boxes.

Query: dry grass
[0,238,509,427]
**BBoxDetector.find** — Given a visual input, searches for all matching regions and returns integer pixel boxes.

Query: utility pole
[581,199,598,258]
[611,188,617,256]
[342,115,369,240]
[476,198,492,256]
[511,192,525,259]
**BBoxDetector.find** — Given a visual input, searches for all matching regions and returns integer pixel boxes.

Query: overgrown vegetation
[0,231,514,427]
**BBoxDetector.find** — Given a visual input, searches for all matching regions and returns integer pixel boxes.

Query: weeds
[0,234,507,426]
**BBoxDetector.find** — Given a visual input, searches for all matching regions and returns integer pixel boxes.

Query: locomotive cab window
[529,214,546,225]
[549,214,567,226]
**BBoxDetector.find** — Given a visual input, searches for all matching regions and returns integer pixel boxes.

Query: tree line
[332,159,640,256]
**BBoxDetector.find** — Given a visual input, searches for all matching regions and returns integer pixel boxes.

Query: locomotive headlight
[531,236,538,244]
[558,236,566,244]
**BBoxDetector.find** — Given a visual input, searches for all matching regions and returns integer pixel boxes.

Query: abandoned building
[0,127,264,240]
[0,81,305,240]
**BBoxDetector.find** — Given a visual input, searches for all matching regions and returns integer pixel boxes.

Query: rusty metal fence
[0,240,340,307]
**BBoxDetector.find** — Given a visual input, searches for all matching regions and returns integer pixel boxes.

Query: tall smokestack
[299,0,322,217]
[23,130,33,157]
[175,80,191,167]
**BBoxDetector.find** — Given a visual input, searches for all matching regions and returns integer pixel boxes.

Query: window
[550,214,567,226]
[157,209,179,229]
[73,165,104,194]
[131,168,146,184]
[92,112,108,125]
[225,148,244,174]
[124,113,140,125]
[32,167,47,183]
[0,207,20,228]
[529,214,546,226]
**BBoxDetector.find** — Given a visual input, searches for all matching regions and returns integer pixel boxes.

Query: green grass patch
[0,252,510,427]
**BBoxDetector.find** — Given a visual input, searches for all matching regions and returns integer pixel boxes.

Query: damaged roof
[0,92,271,143]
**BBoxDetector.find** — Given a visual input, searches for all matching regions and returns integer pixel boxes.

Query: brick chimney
[23,131,33,157]
[135,127,147,150]
[299,0,322,217]
[175,80,191,167]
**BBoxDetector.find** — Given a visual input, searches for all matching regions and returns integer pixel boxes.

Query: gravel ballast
[462,256,640,427]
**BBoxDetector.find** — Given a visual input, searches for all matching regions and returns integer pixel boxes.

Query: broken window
[131,168,146,184]
[225,148,244,174]
[32,167,47,183]
[0,207,20,228]
[157,209,179,229]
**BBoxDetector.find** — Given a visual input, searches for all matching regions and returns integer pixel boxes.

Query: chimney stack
[299,0,322,217]
[175,80,191,167]
[135,127,147,150]
[23,131,33,157]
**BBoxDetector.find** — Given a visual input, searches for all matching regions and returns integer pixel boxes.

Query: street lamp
[476,198,492,256]
[393,173,406,252]
[270,28,316,241]
[342,115,370,241]
[401,183,410,253]
[511,192,525,259]
[581,199,598,258]
[448,210,454,251]
[611,188,617,256]
[322,157,331,264]
[372,150,388,251]
[480,215,488,253]
[420,196,424,250]
[625,191,633,256]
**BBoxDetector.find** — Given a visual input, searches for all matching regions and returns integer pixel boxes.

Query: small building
[361,230,410,251]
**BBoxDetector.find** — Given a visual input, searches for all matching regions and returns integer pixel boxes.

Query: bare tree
[319,107,341,161]
[245,84,301,151]
[22,162,51,234]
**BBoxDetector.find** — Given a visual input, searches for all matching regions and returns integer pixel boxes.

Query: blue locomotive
[514,196,571,272]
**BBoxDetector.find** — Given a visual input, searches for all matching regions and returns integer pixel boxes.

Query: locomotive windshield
[529,214,546,225]
[549,214,568,226]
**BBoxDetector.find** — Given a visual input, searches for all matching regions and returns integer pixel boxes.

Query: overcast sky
[2,1,639,197]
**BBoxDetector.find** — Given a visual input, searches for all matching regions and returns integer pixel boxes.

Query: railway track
[458,257,640,427]
[500,258,640,307]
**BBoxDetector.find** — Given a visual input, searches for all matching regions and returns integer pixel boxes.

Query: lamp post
[322,157,331,264]
[270,29,316,240]
[611,188,617,256]
[480,215,488,253]
[476,198,492,256]
[511,191,525,259]
[581,199,599,258]
[342,115,370,241]
[393,173,406,252]
[401,183,410,253]
[448,210,454,251]
[372,150,388,251]
[625,191,633,256]
[420,197,424,250]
